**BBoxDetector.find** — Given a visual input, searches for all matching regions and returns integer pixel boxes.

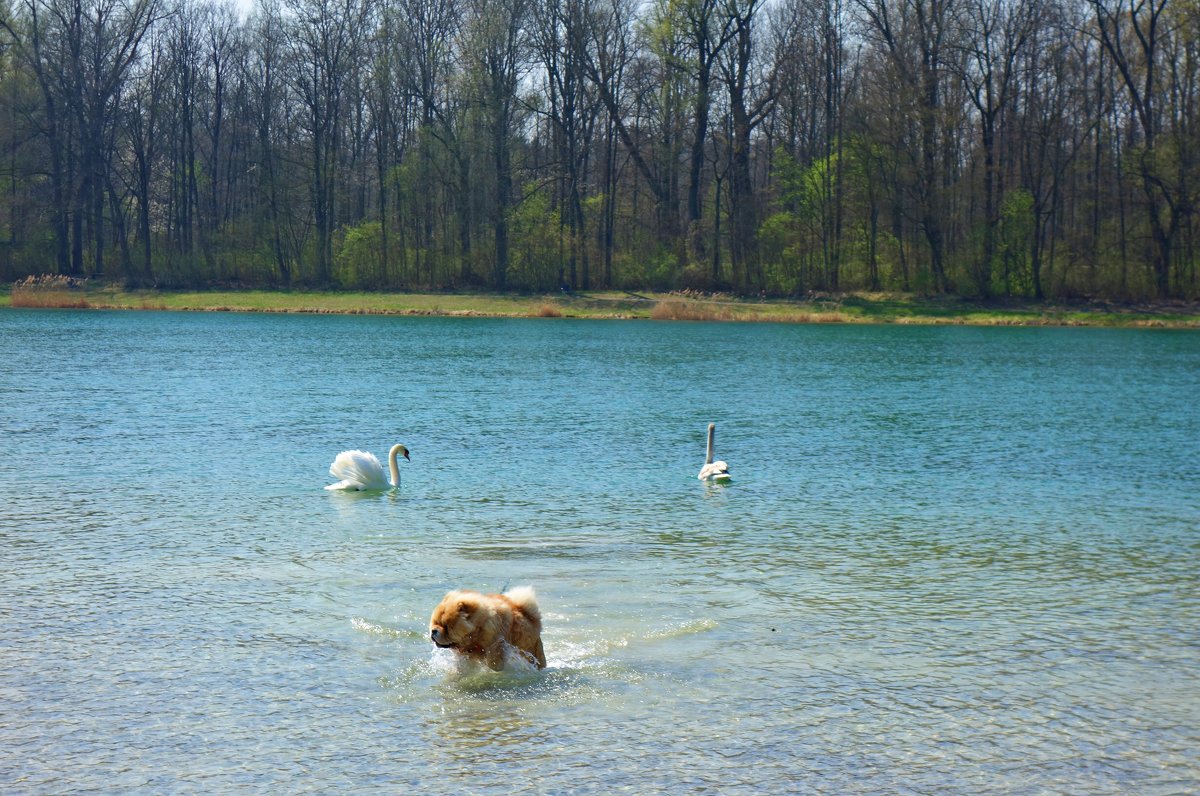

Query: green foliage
[772,148,806,210]
[507,189,561,291]
[765,146,884,293]
[758,212,803,293]
[873,229,905,291]
[774,146,867,228]
[645,249,681,291]
[335,221,384,289]
[995,190,1035,298]
[611,246,680,291]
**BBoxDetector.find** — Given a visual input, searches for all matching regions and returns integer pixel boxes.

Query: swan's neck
[705,424,715,465]
[387,444,403,487]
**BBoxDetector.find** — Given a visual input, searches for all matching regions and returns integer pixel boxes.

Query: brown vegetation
[759,311,854,324]
[10,275,91,309]
[650,300,734,321]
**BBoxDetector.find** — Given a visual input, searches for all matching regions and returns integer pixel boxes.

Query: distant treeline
[0,0,1197,299]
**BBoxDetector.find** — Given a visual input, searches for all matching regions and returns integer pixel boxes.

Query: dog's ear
[458,601,472,614]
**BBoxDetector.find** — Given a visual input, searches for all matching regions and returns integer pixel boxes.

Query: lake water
[1,309,1197,794]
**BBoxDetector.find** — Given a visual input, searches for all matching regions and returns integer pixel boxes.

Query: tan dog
[429,586,547,670]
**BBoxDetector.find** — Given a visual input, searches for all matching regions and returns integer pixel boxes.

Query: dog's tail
[503,585,541,621]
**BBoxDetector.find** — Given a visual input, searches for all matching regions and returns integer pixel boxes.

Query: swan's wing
[327,449,387,489]
[698,461,731,481]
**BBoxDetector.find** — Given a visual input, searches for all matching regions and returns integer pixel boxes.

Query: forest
[0,0,1197,300]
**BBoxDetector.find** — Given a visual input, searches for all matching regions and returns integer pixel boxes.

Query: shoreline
[4,285,1199,328]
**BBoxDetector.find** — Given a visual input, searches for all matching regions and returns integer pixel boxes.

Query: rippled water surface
[1,309,1197,794]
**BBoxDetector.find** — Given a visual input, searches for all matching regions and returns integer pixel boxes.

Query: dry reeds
[762,310,853,324]
[650,299,733,321]
[11,274,90,308]
[533,303,563,318]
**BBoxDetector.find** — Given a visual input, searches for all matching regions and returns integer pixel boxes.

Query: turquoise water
[1,309,1197,794]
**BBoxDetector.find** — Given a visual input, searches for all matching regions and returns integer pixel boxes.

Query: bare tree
[679,0,737,265]
[531,0,600,288]
[463,0,530,288]
[1090,0,1192,297]
[574,0,635,284]
[953,0,1037,295]
[10,0,159,276]
[287,0,369,283]
[718,0,773,290]
[398,0,471,284]
[855,0,959,292]
[118,18,167,283]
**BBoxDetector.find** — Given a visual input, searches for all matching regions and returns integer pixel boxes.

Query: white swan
[698,423,732,482]
[326,444,410,490]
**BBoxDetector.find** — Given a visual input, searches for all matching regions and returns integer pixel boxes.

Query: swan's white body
[698,423,732,482]
[326,443,409,490]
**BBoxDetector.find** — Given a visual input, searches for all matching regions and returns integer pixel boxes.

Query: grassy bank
[4,280,1199,327]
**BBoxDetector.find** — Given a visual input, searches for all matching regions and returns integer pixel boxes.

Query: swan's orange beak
[402,450,411,461]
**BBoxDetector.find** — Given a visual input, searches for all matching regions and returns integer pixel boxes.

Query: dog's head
[429,590,484,651]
